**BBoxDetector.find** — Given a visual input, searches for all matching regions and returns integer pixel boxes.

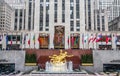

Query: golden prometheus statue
[49,50,73,65]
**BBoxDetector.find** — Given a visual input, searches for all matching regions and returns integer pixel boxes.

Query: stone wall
[93,50,120,72]
[0,51,25,71]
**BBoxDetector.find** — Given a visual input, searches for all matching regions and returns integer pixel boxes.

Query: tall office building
[5,0,26,31]
[85,0,108,31]
[0,0,14,32]
[94,9,108,31]
[33,0,85,49]
[84,0,95,31]
[109,0,120,21]
[25,0,35,31]
[99,0,120,22]
[99,0,114,9]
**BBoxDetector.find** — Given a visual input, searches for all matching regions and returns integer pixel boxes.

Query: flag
[20,34,23,44]
[74,36,79,45]
[28,39,30,45]
[82,34,84,44]
[115,35,118,44]
[84,34,88,43]
[33,35,35,45]
[28,34,30,46]
[96,34,102,42]
[0,35,2,41]
[88,34,93,43]
[92,34,97,43]
[23,34,26,44]
[6,35,8,45]
[67,36,69,46]
[71,36,74,46]
[106,35,111,44]
[10,35,12,45]
[38,36,41,44]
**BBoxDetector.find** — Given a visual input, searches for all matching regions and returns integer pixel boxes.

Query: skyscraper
[5,0,26,31]
[0,0,14,32]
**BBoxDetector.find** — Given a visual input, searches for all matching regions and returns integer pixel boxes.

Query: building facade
[94,9,108,31]
[0,31,120,50]
[25,0,35,31]
[109,16,120,31]
[34,0,85,49]
[5,0,26,31]
[0,0,14,32]
[99,0,120,22]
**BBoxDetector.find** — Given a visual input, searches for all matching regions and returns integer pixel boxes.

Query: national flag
[6,35,8,45]
[38,36,41,44]
[74,36,79,45]
[106,35,111,44]
[67,36,69,46]
[96,34,102,42]
[84,34,88,43]
[82,34,84,44]
[0,35,2,41]
[28,39,30,45]
[28,34,30,46]
[23,34,26,44]
[71,36,74,46]
[20,34,23,44]
[115,35,118,44]
[33,35,35,45]
[10,35,12,45]
[88,34,93,43]
[92,34,97,43]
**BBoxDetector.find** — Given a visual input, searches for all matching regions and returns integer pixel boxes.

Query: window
[46,0,49,28]
[39,0,44,31]
[45,28,49,31]
[70,21,74,31]
[76,0,80,19]
[20,9,23,17]
[70,0,74,19]
[15,9,18,16]
[62,0,65,22]
[54,0,58,22]
[76,21,80,31]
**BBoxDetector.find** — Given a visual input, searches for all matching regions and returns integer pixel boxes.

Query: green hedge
[25,53,36,63]
[81,54,93,63]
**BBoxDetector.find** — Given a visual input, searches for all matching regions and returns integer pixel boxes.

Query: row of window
[70,21,80,31]
[39,0,80,31]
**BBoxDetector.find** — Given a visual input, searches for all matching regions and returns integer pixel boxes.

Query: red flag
[28,39,30,45]
[88,34,93,44]
[67,36,69,46]
[71,36,74,46]
[38,36,41,44]
[96,34,102,42]
[106,35,111,44]
[92,34,97,43]
[10,40,12,45]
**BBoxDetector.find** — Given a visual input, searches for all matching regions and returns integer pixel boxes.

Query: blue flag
[115,35,118,44]
[6,35,8,45]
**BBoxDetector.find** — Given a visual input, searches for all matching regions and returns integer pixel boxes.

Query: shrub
[25,53,36,63]
[81,54,93,63]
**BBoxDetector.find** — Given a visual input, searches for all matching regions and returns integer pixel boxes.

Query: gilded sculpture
[49,50,73,64]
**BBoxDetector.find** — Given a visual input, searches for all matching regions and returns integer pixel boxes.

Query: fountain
[45,50,73,72]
